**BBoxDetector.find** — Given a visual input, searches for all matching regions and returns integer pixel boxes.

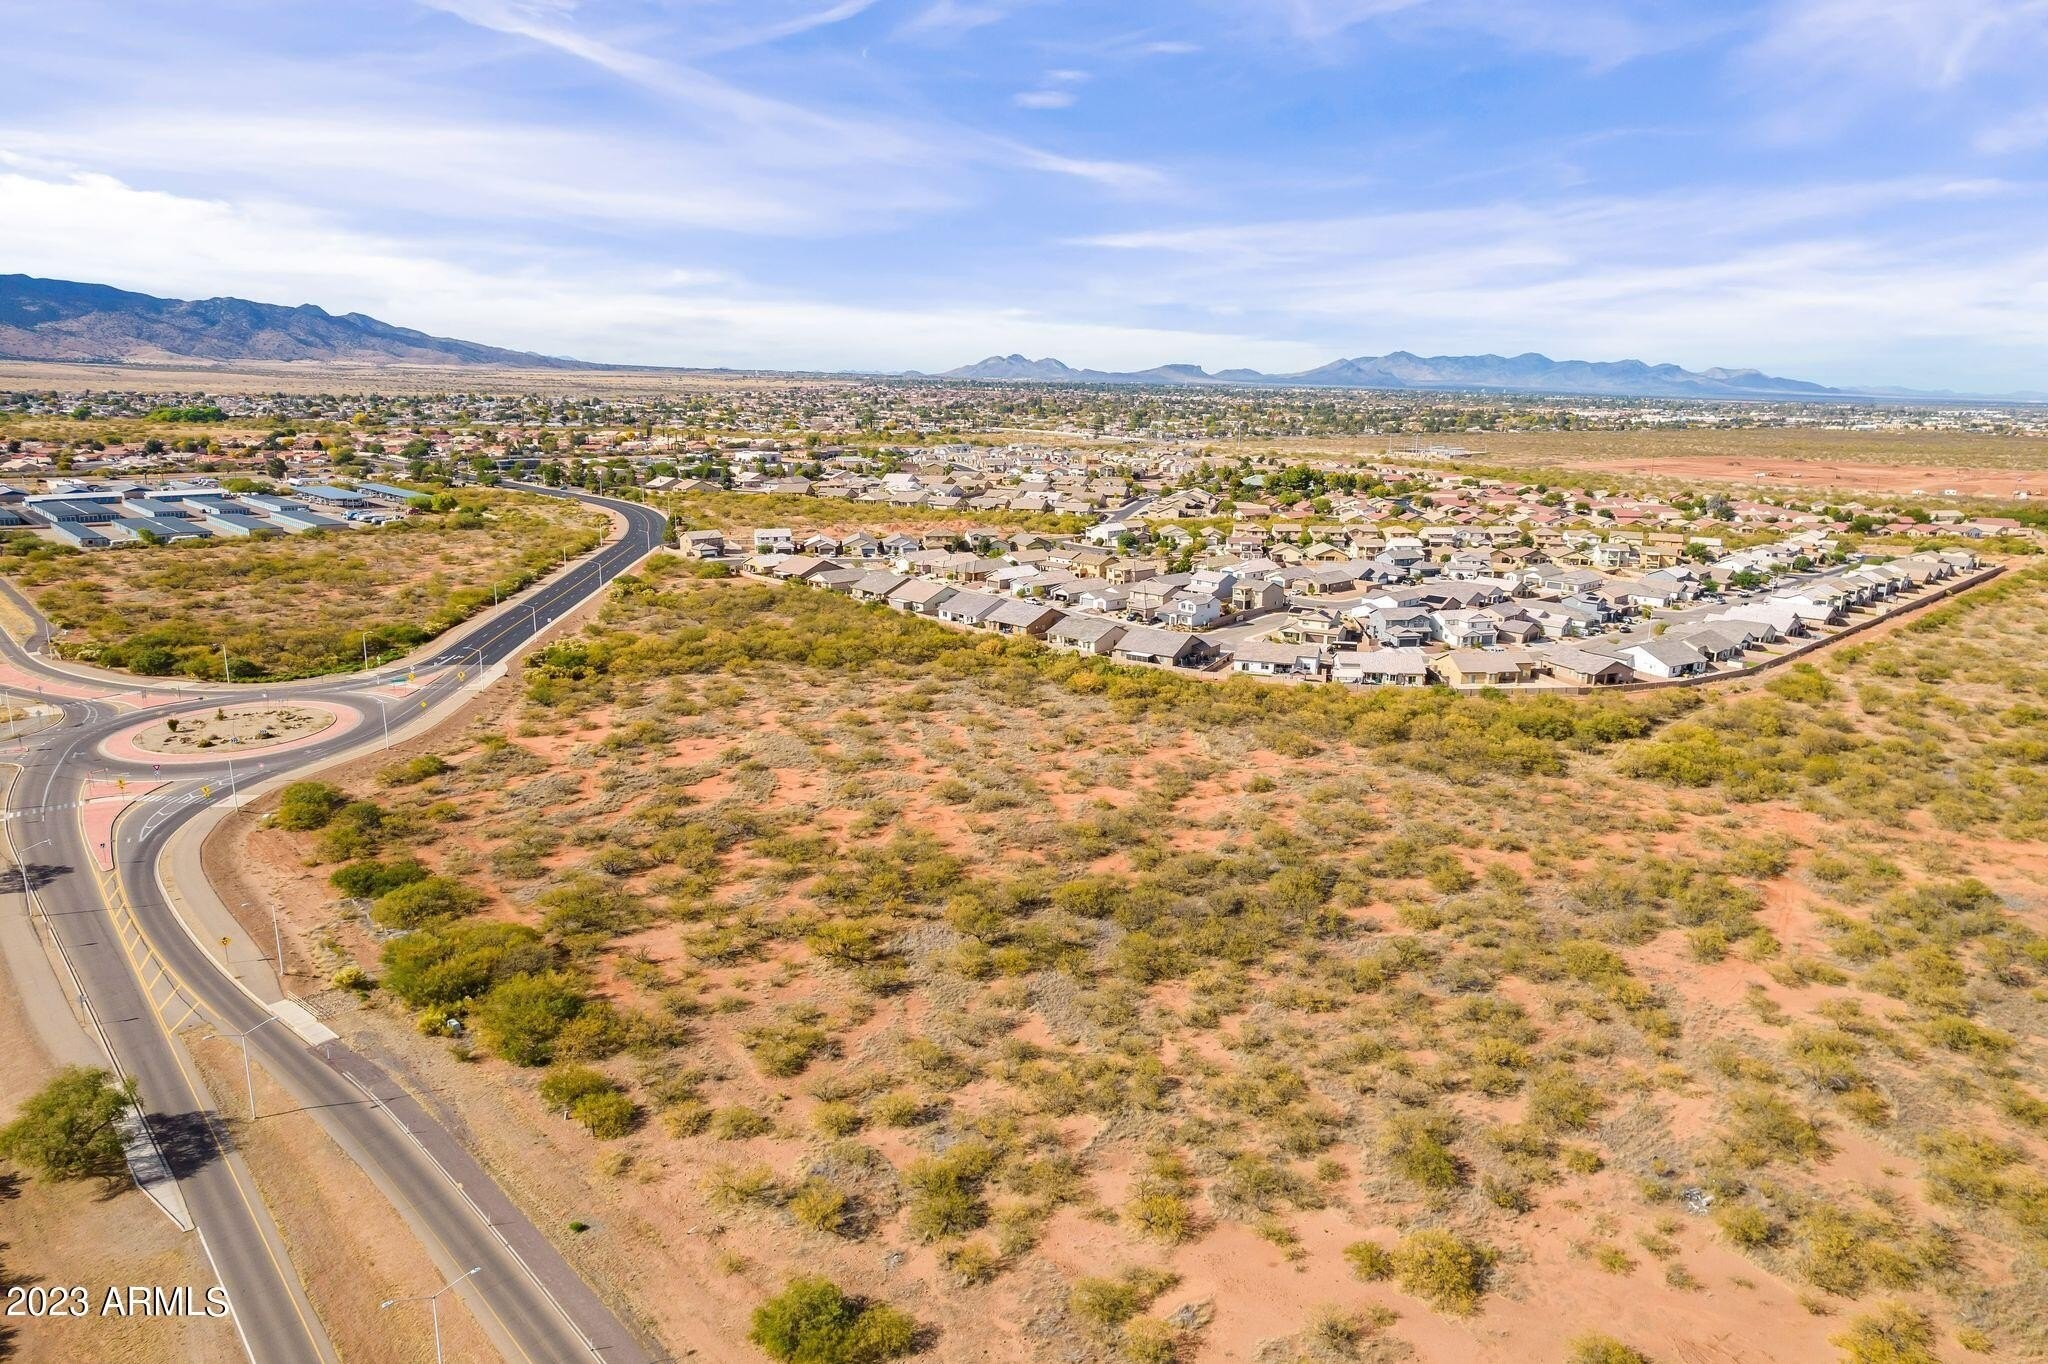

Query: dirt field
[2,486,604,680]
[1244,427,2048,498]
[206,560,2048,1364]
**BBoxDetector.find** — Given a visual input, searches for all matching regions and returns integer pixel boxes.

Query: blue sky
[3,0,2047,390]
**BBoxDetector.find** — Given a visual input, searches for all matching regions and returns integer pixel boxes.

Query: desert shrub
[748,1276,917,1364]
[1391,1229,1493,1314]
[712,1106,775,1140]
[538,1064,616,1113]
[1829,1301,1938,1364]
[745,1020,833,1078]
[1344,1241,1393,1280]
[1569,1335,1654,1364]
[379,921,553,1009]
[1381,1110,1464,1191]
[1069,1266,1177,1331]
[1715,1203,1777,1248]
[371,875,483,929]
[472,971,588,1065]
[704,1161,780,1208]
[1720,1087,1829,1167]
[330,855,429,899]
[904,1140,996,1241]
[813,1102,863,1137]
[788,1177,854,1236]
[380,753,450,786]
[572,1090,636,1139]
[1526,1067,1607,1133]
[275,780,346,830]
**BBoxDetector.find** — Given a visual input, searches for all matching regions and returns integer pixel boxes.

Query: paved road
[0,484,666,1364]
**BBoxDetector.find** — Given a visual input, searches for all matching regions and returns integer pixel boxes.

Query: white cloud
[1067,178,2048,387]
[0,162,1305,372]
[1749,0,2048,92]
[1014,89,1077,109]
[1743,0,2048,138]
[1212,0,1711,68]
[1976,104,2048,154]
[416,0,1162,193]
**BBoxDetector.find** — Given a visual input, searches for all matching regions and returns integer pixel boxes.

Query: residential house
[1331,647,1433,686]
[1617,637,1711,678]
[753,528,796,554]
[1111,627,1218,668]
[983,599,1063,637]
[1434,649,1540,687]
[1046,615,1127,656]
[680,529,726,558]
[1540,645,1634,686]
[1230,640,1324,677]
[885,578,956,616]
[936,590,1008,627]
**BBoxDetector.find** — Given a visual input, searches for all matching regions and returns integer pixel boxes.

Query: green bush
[275,781,346,830]
[1343,1240,1393,1280]
[1569,1335,1654,1364]
[1391,1229,1493,1315]
[1830,1301,1937,1364]
[748,1276,918,1364]
[380,921,553,1009]
[330,856,429,899]
[1069,1267,1177,1331]
[472,971,588,1065]
[571,1090,636,1139]
[371,875,484,929]
[380,753,450,786]
[538,1064,617,1113]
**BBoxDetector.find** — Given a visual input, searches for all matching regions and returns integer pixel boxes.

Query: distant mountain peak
[0,273,586,368]
[939,348,1856,400]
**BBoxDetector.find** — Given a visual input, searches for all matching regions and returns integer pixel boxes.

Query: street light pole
[381,1266,480,1364]
[218,1015,279,1120]
[221,642,232,686]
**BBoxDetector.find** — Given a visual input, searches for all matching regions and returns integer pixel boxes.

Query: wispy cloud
[1211,0,1716,68]
[1743,0,2048,137]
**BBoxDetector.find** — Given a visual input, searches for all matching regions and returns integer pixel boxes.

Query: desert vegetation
[0,486,603,679]
[256,554,2048,1363]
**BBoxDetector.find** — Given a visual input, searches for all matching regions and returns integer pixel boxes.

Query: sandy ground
[132,704,337,755]
[186,1035,502,1364]
[1540,453,2048,498]
[0,944,240,1364]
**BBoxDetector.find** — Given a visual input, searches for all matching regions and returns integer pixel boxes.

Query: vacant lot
[238,557,2048,1364]
[0,487,605,679]
[1238,427,2048,499]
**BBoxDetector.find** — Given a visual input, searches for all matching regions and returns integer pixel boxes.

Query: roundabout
[99,699,360,766]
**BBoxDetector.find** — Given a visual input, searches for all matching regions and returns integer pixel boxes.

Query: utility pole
[217,1015,279,1120]
[381,1267,480,1364]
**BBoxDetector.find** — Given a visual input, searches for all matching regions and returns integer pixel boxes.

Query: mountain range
[0,275,2034,402]
[935,352,1864,400]
[0,275,581,369]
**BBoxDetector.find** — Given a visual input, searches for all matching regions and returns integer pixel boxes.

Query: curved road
[1,485,666,1364]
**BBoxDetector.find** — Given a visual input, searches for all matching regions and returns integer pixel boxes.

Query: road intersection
[0,486,666,1364]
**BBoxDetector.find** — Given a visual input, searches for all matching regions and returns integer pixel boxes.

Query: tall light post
[247,900,285,986]
[220,642,232,686]
[216,1014,279,1120]
[12,836,50,913]
[381,1266,480,1364]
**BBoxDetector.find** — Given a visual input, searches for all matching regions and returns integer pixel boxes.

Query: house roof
[1047,614,1125,645]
